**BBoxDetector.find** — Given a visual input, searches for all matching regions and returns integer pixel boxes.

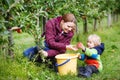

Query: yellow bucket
[55,54,78,75]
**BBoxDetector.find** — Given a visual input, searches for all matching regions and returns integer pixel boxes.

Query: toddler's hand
[76,42,83,49]
[76,42,86,51]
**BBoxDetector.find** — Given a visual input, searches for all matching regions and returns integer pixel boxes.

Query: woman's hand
[39,50,48,57]
[66,45,78,51]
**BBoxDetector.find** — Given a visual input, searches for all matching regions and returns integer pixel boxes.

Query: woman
[23,13,77,65]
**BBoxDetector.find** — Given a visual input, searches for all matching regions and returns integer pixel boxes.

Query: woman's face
[61,20,75,33]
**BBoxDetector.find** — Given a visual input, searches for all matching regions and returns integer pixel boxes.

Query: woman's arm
[45,20,74,51]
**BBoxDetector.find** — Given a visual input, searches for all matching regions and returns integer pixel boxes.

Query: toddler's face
[87,40,95,48]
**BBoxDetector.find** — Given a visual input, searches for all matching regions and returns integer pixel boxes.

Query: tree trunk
[107,13,112,27]
[112,13,116,24]
[83,17,88,33]
[42,16,48,33]
[93,18,97,31]
[116,13,119,22]
[98,19,102,28]
[5,13,14,58]
[8,30,14,58]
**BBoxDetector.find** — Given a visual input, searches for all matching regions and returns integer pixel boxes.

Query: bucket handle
[55,59,70,67]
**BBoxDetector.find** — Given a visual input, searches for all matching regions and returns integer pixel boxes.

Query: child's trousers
[78,65,99,78]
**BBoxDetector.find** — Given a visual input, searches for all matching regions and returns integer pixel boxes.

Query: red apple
[16,29,22,33]
[77,42,82,48]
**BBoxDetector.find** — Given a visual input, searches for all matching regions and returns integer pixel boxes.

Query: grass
[0,22,120,80]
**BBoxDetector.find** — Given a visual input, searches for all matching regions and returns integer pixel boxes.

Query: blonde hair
[87,34,101,46]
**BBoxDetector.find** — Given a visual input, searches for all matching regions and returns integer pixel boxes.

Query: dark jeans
[23,43,57,71]
[23,41,49,61]
[78,65,99,78]
[23,46,39,60]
